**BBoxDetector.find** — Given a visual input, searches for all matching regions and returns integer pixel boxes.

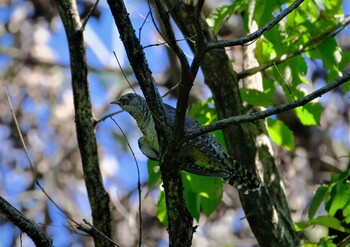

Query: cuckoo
[111,93,260,193]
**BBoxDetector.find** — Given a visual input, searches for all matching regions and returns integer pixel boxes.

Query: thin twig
[238,15,350,79]
[80,219,120,247]
[3,83,78,224]
[138,6,152,42]
[110,117,143,247]
[206,0,304,51]
[81,0,100,30]
[274,64,296,101]
[113,51,137,95]
[94,110,123,126]
[162,82,180,98]
[148,0,166,41]
[143,36,196,49]
[3,83,119,245]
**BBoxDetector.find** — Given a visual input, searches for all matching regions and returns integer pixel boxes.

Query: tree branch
[106,0,168,134]
[205,0,304,51]
[55,1,113,246]
[107,0,194,245]
[186,71,350,140]
[238,15,350,79]
[154,0,192,149]
[0,196,53,247]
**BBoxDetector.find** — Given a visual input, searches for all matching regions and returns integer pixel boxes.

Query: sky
[0,1,350,246]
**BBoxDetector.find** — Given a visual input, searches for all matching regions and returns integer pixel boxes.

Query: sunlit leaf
[306,38,342,81]
[267,118,295,151]
[147,159,161,188]
[294,221,308,232]
[156,189,168,227]
[182,173,201,220]
[325,183,350,217]
[206,4,235,33]
[310,216,350,233]
[330,169,350,183]
[318,238,337,247]
[206,0,250,33]
[308,185,328,220]
[182,172,224,219]
[343,205,350,224]
[295,102,322,126]
[240,88,274,107]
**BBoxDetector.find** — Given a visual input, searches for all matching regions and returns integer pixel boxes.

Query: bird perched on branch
[111,93,260,194]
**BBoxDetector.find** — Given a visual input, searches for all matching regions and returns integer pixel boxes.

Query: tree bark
[55,1,113,246]
[107,0,194,246]
[163,1,299,246]
[0,196,53,247]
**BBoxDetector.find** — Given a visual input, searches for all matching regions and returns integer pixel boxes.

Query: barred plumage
[111,93,260,194]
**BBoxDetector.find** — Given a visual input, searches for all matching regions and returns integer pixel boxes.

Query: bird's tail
[224,155,261,194]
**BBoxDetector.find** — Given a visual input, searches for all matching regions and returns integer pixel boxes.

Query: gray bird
[111,93,260,193]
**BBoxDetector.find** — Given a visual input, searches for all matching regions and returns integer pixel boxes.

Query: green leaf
[206,4,235,33]
[182,173,201,220]
[310,216,350,233]
[272,57,308,97]
[339,51,350,71]
[306,38,342,81]
[342,81,350,93]
[255,38,277,62]
[295,102,323,126]
[267,118,295,151]
[294,221,308,232]
[147,160,161,188]
[188,99,226,148]
[308,185,328,220]
[240,88,274,108]
[182,173,224,219]
[192,175,223,216]
[343,205,350,224]
[339,51,350,92]
[188,99,218,124]
[303,242,318,247]
[156,189,168,226]
[318,238,337,247]
[254,0,289,56]
[325,183,350,217]
[330,168,350,183]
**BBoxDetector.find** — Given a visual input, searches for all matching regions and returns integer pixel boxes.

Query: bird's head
[111,93,147,115]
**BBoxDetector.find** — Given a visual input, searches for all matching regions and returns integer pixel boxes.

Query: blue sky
[0,1,350,246]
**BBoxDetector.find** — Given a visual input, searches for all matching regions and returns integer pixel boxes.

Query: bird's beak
[110,99,120,105]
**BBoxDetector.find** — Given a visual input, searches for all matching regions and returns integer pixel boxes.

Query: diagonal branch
[205,0,304,51]
[186,71,350,140]
[0,196,53,247]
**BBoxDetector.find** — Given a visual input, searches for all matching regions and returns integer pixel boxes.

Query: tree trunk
[163,1,299,246]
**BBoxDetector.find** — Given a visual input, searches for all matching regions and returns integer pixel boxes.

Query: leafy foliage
[267,118,295,151]
[157,189,168,226]
[151,0,349,227]
[206,0,250,33]
[295,169,350,245]
[205,0,349,244]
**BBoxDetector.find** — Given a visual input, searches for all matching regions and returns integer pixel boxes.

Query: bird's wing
[138,137,159,160]
[164,104,260,193]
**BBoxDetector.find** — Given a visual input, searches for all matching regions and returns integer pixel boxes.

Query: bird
[111,93,261,193]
